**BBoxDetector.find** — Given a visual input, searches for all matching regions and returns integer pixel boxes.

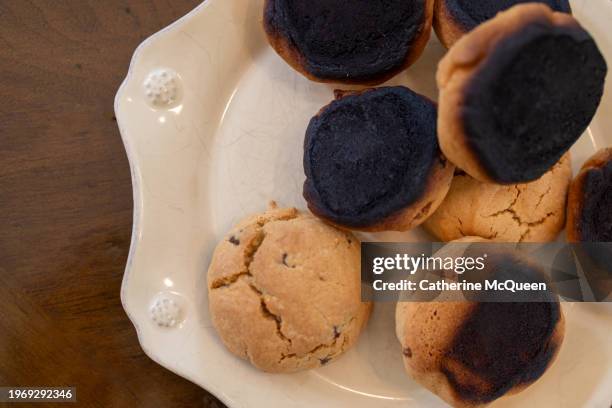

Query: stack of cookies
[206,1,610,406]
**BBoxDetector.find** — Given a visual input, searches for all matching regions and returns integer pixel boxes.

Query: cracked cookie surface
[208,205,371,373]
[424,155,571,242]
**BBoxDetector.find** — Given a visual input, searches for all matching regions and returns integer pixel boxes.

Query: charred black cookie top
[303,87,438,228]
[264,0,427,82]
[446,0,571,32]
[462,22,607,183]
[442,301,561,404]
[577,160,612,242]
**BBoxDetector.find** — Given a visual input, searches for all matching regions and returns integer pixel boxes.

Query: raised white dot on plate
[143,68,182,109]
[149,292,185,328]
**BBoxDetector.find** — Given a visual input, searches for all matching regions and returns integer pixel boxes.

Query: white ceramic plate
[115,1,612,407]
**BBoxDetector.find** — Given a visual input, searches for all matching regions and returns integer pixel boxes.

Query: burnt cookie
[437,4,607,184]
[396,240,565,407]
[207,204,371,373]
[263,0,434,85]
[424,155,572,242]
[567,148,612,242]
[434,0,571,48]
[397,301,564,407]
[303,87,454,232]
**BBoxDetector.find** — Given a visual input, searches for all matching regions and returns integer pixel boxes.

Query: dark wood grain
[0,1,225,406]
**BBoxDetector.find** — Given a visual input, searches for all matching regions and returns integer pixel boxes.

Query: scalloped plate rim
[113,1,241,406]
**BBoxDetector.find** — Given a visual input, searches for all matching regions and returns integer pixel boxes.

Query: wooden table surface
[0,1,224,406]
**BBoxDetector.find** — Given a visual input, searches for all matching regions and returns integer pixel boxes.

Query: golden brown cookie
[263,0,434,85]
[567,148,612,242]
[303,87,454,232]
[424,155,572,242]
[396,239,565,407]
[437,4,606,184]
[208,205,371,373]
[433,0,571,48]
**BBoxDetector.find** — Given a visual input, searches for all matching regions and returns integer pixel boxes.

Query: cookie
[396,240,565,407]
[437,4,607,184]
[567,148,612,242]
[424,155,572,242]
[263,0,434,85]
[303,87,454,232]
[207,204,371,373]
[434,0,571,48]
